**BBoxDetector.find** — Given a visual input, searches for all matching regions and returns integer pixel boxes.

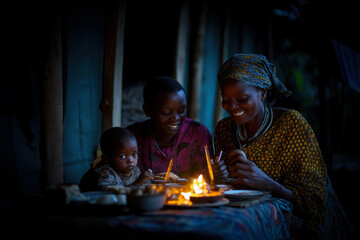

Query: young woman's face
[149,90,187,138]
[220,78,265,125]
[110,137,138,175]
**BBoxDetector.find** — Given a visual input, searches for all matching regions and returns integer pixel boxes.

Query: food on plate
[175,178,189,185]
[216,184,232,192]
[154,172,180,182]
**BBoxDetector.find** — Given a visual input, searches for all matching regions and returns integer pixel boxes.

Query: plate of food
[215,184,232,192]
[223,190,270,200]
[151,172,189,185]
[152,172,180,183]
[165,198,229,208]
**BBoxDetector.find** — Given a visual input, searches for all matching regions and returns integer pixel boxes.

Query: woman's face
[110,137,138,175]
[149,90,187,138]
[220,78,265,125]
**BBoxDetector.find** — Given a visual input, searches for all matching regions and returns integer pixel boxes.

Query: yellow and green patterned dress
[214,109,352,239]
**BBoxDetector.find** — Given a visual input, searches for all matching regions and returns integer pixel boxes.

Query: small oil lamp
[183,174,223,204]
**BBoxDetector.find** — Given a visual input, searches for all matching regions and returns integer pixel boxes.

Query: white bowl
[127,192,166,212]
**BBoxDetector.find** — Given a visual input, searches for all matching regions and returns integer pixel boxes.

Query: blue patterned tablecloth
[107,198,292,240]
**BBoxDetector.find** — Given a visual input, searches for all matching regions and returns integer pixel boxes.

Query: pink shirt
[127,118,214,180]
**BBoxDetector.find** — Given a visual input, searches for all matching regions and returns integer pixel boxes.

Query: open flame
[166,174,221,206]
[181,192,191,200]
[181,174,210,201]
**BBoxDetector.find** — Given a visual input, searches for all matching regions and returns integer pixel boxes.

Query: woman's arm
[228,149,294,202]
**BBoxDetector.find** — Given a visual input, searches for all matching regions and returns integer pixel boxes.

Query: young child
[127,76,227,182]
[79,127,153,191]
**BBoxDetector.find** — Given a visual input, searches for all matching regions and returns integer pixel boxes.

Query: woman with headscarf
[215,54,352,239]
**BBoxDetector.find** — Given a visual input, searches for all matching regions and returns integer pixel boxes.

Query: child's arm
[132,169,154,185]
[97,167,125,189]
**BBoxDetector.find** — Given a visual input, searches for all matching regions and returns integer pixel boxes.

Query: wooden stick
[165,159,174,181]
[204,145,214,182]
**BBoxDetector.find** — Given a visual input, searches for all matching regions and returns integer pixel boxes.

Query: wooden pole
[43,5,63,186]
[174,0,189,86]
[101,0,126,131]
[214,3,231,125]
[188,1,207,121]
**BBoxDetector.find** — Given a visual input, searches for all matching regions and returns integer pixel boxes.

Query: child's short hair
[143,76,185,106]
[100,127,136,156]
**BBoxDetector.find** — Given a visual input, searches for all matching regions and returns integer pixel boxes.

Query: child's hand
[136,169,154,185]
[143,169,154,180]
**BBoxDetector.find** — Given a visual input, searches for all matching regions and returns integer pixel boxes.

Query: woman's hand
[228,149,275,190]
[213,156,229,184]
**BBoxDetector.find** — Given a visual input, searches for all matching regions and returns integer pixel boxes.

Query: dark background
[0,0,359,237]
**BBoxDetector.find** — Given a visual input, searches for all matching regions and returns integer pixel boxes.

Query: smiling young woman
[127,76,226,181]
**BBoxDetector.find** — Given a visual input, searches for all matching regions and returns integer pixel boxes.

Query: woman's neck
[152,130,175,147]
[244,106,266,138]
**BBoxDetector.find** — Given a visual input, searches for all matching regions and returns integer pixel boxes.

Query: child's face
[110,137,138,175]
[150,90,187,137]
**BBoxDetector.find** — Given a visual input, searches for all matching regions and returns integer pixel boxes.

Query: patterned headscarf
[218,54,291,105]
